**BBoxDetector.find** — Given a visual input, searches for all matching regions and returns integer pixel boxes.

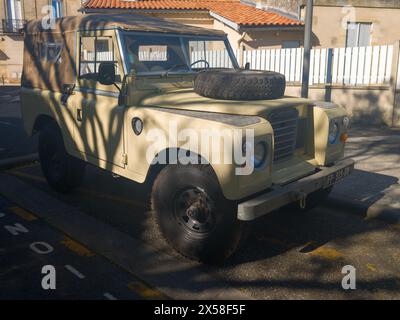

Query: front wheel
[151,165,242,264]
[39,122,86,193]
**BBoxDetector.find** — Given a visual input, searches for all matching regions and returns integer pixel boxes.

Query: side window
[40,42,63,63]
[79,36,121,83]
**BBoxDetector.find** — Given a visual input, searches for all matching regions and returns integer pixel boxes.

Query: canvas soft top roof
[24,13,226,36]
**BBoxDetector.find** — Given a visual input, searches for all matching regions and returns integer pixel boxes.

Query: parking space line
[306,245,344,261]
[60,236,95,257]
[9,171,46,183]
[65,265,86,279]
[79,188,146,208]
[103,292,117,300]
[367,263,377,272]
[127,281,166,300]
[257,235,298,249]
[8,170,146,208]
[5,162,39,171]
[8,206,38,221]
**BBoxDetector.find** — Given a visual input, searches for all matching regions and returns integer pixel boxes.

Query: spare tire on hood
[194,69,286,101]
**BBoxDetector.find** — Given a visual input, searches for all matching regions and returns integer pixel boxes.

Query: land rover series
[21,13,354,263]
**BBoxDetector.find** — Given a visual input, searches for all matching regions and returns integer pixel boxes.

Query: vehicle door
[73,31,126,169]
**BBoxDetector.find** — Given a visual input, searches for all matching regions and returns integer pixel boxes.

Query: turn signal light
[340,133,348,143]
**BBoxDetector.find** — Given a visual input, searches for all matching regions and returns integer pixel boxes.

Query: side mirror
[62,83,75,95]
[244,62,250,70]
[98,62,116,86]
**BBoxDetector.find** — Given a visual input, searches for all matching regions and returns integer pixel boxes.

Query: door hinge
[121,153,128,166]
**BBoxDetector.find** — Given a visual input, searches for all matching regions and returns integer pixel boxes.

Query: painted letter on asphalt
[4,223,29,236]
[30,242,54,255]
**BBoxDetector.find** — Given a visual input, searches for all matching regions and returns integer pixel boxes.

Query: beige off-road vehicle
[21,13,354,263]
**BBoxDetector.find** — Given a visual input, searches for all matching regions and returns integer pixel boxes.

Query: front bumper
[237,158,355,221]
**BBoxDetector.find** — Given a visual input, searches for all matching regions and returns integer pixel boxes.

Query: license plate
[323,165,353,188]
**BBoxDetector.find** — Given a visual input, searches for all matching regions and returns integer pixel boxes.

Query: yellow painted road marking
[79,188,145,208]
[8,206,38,221]
[9,171,46,183]
[6,162,40,171]
[367,263,377,272]
[307,246,344,260]
[127,281,166,299]
[60,236,95,257]
[257,235,298,248]
[8,171,145,208]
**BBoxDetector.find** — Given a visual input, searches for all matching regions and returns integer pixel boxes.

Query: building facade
[301,0,400,48]
[244,0,400,48]
[81,0,304,54]
[0,0,82,84]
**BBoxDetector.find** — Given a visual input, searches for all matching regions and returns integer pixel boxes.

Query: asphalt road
[0,193,166,300]
[4,162,400,299]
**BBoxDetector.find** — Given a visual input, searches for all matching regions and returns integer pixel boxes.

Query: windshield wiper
[163,64,190,77]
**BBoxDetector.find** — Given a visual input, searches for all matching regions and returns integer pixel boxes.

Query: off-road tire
[151,164,242,264]
[39,122,85,193]
[194,69,286,100]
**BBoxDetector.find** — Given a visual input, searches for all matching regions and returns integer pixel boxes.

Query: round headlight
[132,117,143,135]
[254,141,267,168]
[328,122,339,144]
[242,141,267,169]
[343,116,350,128]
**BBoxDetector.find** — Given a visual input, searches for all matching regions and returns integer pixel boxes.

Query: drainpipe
[237,32,247,68]
[301,0,313,98]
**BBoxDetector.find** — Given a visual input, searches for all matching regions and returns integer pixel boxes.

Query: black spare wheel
[194,69,286,100]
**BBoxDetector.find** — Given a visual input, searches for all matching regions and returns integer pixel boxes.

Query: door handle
[77,108,83,122]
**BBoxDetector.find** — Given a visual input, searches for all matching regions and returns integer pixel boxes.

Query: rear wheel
[39,122,85,193]
[151,165,242,264]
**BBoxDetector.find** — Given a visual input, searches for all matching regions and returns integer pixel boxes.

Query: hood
[138,89,311,118]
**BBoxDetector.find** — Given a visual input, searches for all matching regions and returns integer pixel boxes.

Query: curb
[0,172,251,300]
[0,153,38,171]
[323,196,400,224]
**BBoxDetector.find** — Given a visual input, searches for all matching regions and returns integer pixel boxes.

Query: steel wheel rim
[173,187,216,234]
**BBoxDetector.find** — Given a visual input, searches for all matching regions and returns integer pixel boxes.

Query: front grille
[268,108,299,163]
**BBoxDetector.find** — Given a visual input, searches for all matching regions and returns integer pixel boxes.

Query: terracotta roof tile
[84,0,303,27]
[209,3,303,26]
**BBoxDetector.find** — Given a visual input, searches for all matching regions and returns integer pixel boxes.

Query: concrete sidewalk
[327,125,400,222]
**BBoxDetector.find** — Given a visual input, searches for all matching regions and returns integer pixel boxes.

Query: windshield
[121,33,238,75]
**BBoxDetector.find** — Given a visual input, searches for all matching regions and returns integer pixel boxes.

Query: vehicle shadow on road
[6,163,400,299]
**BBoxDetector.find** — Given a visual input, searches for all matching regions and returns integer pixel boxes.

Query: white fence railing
[240,45,394,86]
[191,45,395,87]
[191,50,234,69]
